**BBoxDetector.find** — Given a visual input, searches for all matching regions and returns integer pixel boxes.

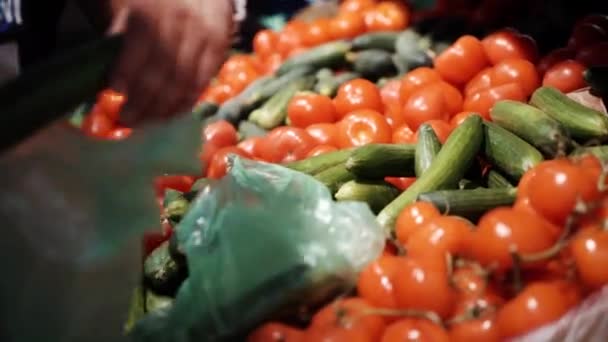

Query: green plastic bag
[132,157,385,341]
[0,115,202,342]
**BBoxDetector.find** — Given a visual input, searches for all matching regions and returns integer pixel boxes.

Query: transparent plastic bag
[132,157,385,342]
[0,115,202,342]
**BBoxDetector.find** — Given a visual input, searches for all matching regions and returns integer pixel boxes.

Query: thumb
[108,7,130,35]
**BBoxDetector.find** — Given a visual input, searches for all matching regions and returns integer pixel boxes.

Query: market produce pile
[79,1,608,340]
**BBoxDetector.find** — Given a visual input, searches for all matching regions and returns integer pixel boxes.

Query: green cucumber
[529,86,608,142]
[192,101,219,121]
[417,187,517,220]
[248,76,315,129]
[277,41,352,75]
[490,100,570,157]
[238,120,269,139]
[483,121,544,182]
[335,180,400,214]
[346,143,416,179]
[570,145,608,162]
[377,115,484,231]
[584,66,608,95]
[314,163,355,195]
[314,71,361,97]
[392,30,433,73]
[392,51,433,74]
[284,149,352,175]
[210,76,274,124]
[352,31,399,51]
[459,178,483,190]
[163,190,189,225]
[347,49,397,79]
[143,241,188,297]
[415,124,442,177]
[486,170,514,189]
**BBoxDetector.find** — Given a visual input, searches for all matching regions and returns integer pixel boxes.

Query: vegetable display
[78,1,608,341]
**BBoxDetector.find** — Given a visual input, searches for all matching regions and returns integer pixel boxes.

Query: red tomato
[542,59,587,93]
[385,103,406,128]
[200,143,220,172]
[253,29,279,58]
[143,231,169,258]
[302,19,332,47]
[385,177,416,191]
[450,111,479,127]
[568,23,607,51]
[337,109,392,148]
[305,326,373,342]
[570,227,608,291]
[262,53,283,75]
[237,137,263,157]
[310,298,386,341]
[364,2,410,32]
[449,294,503,342]
[258,126,317,163]
[287,92,338,128]
[82,111,114,138]
[306,123,339,147]
[222,65,260,93]
[482,29,539,65]
[381,319,449,342]
[247,322,304,342]
[277,21,306,57]
[391,123,416,144]
[395,201,441,245]
[380,79,402,108]
[357,254,401,308]
[329,11,366,40]
[106,127,132,140]
[402,83,449,130]
[306,144,338,157]
[154,175,195,197]
[203,120,238,147]
[425,81,464,116]
[492,58,540,96]
[406,215,473,258]
[468,207,558,272]
[97,89,126,122]
[339,0,376,13]
[201,83,237,105]
[465,67,494,97]
[463,83,526,120]
[414,119,452,144]
[399,67,442,104]
[537,47,576,76]
[218,55,256,80]
[207,146,251,179]
[435,35,489,86]
[575,42,608,66]
[334,78,384,118]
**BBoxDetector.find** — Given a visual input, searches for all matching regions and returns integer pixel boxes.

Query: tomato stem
[446,304,498,326]
[509,247,524,294]
[361,308,444,326]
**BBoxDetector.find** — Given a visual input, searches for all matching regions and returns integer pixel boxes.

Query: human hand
[108,0,234,126]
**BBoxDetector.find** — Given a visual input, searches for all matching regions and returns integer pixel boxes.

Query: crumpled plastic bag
[132,157,385,342]
[0,114,202,342]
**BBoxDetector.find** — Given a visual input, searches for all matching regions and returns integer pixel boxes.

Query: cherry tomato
[381,319,449,342]
[393,255,456,319]
[413,119,452,144]
[330,12,366,40]
[306,123,339,147]
[435,35,489,86]
[364,2,410,32]
[391,123,416,144]
[481,29,539,65]
[406,215,473,259]
[247,322,304,342]
[305,326,373,342]
[201,83,237,105]
[570,227,608,290]
[385,103,405,128]
[399,67,442,104]
[528,160,601,226]
[253,29,279,58]
[468,207,558,272]
[334,78,384,118]
[258,126,317,163]
[306,144,338,157]
[207,146,251,179]
[385,177,416,191]
[496,281,575,339]
[337,109,392,148]
[568,23,607,51]
[82,111,114,137]
[310,298,386,341]
[448,294,503,342]
[450,111,478,128]
[263,53,284,75]
[222,65,260,93]
[237,137,263,157]
[97,89,126,122]
[287,92,338,128]
[357,254,401,309]
[302,19,332,47]
[395,201,441,245]
[542,59,587,93]
[203,120,238,147]
[492,58,540,96]
[277,21,306,57]
[451,265,490,300]
[380,79,402,108]
[402,83,448,130]
[218,54,256,80]
[287,47,308,58]
[465,67,494,97]
[154,175,195,199]
[575,42,608,66]
[106,127,132,140]
[537,47,576,76]
[200,142,220,172]
[339,0,377,14]
[463,83,526,120]
[425,81,464,116]
[143,231,169,258]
